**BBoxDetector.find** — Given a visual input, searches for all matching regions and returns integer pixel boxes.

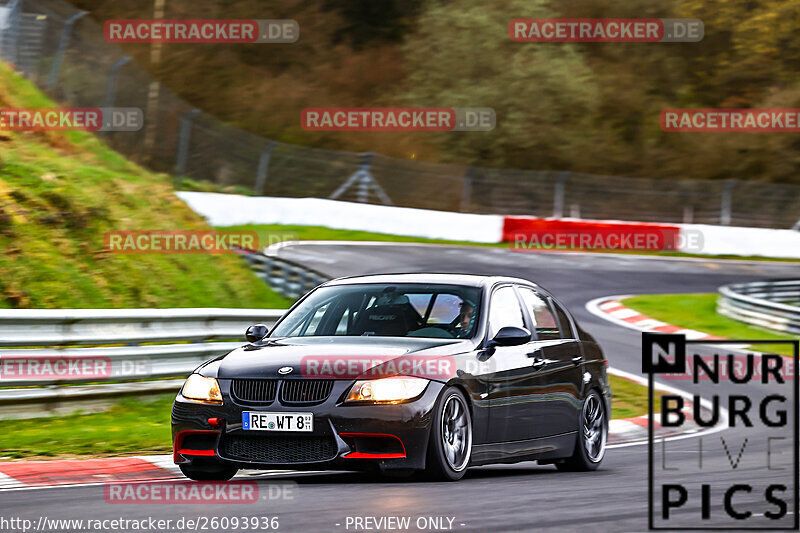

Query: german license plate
[242,412,313,432]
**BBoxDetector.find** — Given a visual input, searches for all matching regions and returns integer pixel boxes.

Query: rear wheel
[556,390,607,471]
[179,461,238,481]
[425,387,472,481]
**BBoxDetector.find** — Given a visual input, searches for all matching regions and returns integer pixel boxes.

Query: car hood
[211,336,475,380]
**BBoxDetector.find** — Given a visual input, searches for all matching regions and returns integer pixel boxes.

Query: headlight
[345,377,429,404]
[181,374,222,404]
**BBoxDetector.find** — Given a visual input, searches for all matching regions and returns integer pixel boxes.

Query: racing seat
[353,304,411,336]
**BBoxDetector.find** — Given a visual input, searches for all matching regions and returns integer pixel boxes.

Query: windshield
[270,283,482,339]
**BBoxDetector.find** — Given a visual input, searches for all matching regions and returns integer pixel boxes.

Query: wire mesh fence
[1,0,799,229]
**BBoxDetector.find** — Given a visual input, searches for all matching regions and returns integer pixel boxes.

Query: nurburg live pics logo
[643,332,799,530]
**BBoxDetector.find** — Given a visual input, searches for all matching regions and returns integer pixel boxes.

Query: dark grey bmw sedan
[172,274,611,481]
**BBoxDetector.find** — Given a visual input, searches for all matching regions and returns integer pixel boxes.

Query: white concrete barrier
[680,224,800,259]
[177,192,504,243]
[177,192,800,258]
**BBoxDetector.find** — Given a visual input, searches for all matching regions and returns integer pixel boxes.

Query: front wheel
[179,462,238,481]
[556,390,607,472]
[425,387,472,481]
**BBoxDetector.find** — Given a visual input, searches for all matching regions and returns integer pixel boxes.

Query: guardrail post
[46,10,87,89]
[553,171,569,218]
[254,141,276,195]
[174,109,200,176]
[102,56,132,108]
[720,179,736,226]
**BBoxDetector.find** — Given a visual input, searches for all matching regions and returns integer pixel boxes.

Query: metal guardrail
[240,250,329,299]
[0,248,328,417]
[0,308,287,417]
[718,280,800,335]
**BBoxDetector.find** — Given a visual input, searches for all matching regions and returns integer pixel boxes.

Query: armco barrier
[239,248,330,299]
[718,280,800,335]
[0,308,286,418]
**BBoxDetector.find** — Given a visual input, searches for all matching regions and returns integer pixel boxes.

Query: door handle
[531,357,546,368]
[571,355,582,365]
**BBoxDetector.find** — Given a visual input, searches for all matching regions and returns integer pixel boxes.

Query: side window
[518,288,560,340]
[488,286,525,339]
[551,301,575,339]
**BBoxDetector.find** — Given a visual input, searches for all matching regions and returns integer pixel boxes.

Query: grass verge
[609,373,661,420]
[0,62,289,308]
[623,293,798,357]
[0,394,174,459]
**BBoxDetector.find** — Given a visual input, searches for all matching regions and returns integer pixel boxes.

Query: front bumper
[171,379,444,471]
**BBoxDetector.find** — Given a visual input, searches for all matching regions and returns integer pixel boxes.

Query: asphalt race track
[2,244,798,532]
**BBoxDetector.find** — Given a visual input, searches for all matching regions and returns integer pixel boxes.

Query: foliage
[57,0,800,183]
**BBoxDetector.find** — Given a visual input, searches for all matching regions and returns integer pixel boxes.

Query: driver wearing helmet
[453,301,476,338]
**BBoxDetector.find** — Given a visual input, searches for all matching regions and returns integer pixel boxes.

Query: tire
[424,387,472,481]
[179,462,238,481]
[556,390,607,472]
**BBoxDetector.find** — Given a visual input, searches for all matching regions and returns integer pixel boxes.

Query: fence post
[683,206,694,224]
[553,171,569,218]
[254,141,276,195]
[461,167,474,212]
[0,0,21,64]
[174,109,200,176]
[720,179,736,226]
[102,56,131,108]
[46,11,87,90]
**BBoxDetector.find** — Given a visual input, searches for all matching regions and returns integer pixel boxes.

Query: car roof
[323,273,539,289]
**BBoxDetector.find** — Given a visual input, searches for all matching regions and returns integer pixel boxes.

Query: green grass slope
[0,62,289,308]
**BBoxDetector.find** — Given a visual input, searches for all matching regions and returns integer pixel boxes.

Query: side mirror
[245,323,269,343]
[489,326,531,347]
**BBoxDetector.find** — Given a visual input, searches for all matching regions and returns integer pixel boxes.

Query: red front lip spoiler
[173,430,219,463]
[176,449,216,456]
[340,432,406,459]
